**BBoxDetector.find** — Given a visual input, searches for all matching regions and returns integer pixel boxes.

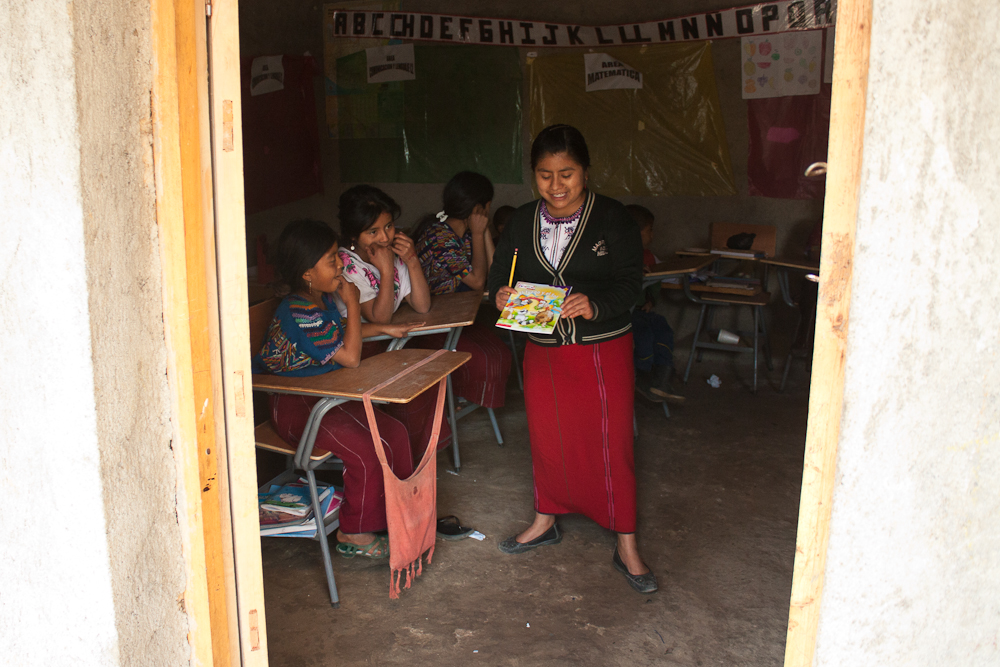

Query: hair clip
[436,210,448,222]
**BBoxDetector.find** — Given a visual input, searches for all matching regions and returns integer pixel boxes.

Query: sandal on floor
[335,534,389,559]
[436,515,475,541]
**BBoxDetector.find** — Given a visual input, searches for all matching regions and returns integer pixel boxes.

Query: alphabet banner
[325,1,836,48]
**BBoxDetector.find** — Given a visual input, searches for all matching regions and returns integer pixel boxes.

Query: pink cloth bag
[361,350,448,598]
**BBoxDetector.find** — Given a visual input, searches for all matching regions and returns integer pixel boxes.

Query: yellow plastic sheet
[529,43,736,197]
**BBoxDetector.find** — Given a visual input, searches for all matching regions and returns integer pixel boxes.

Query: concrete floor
[258,354,809,666]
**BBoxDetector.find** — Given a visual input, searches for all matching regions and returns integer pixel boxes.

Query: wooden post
[783,0,873,665]
[150,0,216,663]
[208,0,272,662]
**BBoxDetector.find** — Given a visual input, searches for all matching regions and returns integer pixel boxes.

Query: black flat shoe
[613,547,658,594]
[436,515,475,541]
[497,524,562,554]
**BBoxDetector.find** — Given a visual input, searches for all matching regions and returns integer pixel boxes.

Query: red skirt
[413,322,512,408]
[523,334,637,533]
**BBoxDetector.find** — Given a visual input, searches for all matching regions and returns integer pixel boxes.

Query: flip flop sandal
[436,515,475,541]
[335,534,389,559]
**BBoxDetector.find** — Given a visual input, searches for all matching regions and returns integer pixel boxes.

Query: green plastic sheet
[336,45,522,184]
[529,43,736,197]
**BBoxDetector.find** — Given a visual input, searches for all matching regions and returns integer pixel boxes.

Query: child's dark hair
[492,205,516,233]
[273,219,339,293]
[338,185,401,244]
[413,172,494,241]
[530,124,591,171]
[625,204,655,229]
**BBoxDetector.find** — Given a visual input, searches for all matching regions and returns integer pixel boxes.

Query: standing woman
[487,125,656,594]
[413,171,512,410]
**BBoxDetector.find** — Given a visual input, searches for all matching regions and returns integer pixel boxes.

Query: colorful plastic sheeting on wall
[335,45,522,184]
[529,43,736,197]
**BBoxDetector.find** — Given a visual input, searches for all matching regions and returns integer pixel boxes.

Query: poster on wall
[584,53,643,92]
[741,29,823,99]
[250,56,285,96]
[366,44,416,83]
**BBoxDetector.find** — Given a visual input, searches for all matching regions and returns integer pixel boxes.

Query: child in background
[627,205,682,403]
[491,205,515,245]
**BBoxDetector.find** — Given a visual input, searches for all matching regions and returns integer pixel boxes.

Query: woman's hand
[562,293,595,320]
[391,231,419,265]
[495,286,516,311]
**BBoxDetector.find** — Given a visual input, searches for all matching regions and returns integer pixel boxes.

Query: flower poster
[741,30,822,99]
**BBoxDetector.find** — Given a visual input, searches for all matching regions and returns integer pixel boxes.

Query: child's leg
[631,311,656,373]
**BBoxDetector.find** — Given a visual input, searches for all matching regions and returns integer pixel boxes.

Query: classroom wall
[814,0,1000,664]
[0,0,193,665]
[239,0,823,275]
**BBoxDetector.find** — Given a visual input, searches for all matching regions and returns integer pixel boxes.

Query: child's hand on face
[391,231,418,264]
[369,242,396,275]
[469,210,490,236]
[337,277,361,306]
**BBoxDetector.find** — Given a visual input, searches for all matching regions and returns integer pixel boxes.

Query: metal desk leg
[487,408,503,446]
[305,468,339,608]
[752,306,760,394]
[684,304,708,383]
[446,374,460,471]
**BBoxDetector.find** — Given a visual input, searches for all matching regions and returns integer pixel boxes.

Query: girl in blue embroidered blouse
[255,219,420,376]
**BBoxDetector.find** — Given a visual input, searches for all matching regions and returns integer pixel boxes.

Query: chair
[681,223,775,393]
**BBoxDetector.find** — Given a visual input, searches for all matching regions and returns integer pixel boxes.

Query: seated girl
[413,172,512,409]
[254,219,420,559]
[335,185,448,457]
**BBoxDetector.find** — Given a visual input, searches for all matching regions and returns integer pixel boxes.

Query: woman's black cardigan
[487,191,643,347]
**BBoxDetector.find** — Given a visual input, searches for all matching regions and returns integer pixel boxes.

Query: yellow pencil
[508,248,518,287]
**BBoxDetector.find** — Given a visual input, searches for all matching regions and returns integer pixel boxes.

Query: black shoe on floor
[498,524,562,554]
[613,547,658,594]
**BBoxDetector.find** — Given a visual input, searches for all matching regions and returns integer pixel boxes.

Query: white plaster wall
[815,1,1000,664]
[71,0,193,663]
[0,1,120,664]
[1,1,192,665]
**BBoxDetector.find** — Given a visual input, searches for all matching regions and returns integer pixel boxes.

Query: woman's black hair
[273,219,339,293]
[530,124,591,171]
[338,185,402,244]
[413,171,494,241]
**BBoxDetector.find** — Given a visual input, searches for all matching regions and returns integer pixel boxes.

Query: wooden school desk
[363,290,491,468]
[253,347,471,607]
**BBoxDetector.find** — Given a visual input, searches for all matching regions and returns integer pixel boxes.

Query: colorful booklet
[496,281,571,334]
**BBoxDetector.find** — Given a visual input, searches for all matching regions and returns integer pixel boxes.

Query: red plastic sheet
[241,55,323,214]
[747,82,831,199]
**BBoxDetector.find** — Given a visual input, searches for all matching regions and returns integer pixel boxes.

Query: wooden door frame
[150,0,873,663]
[783,0,872,664]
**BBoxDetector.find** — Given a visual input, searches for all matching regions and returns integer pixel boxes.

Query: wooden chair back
[249,297,280,356]
[710,222,777,258]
